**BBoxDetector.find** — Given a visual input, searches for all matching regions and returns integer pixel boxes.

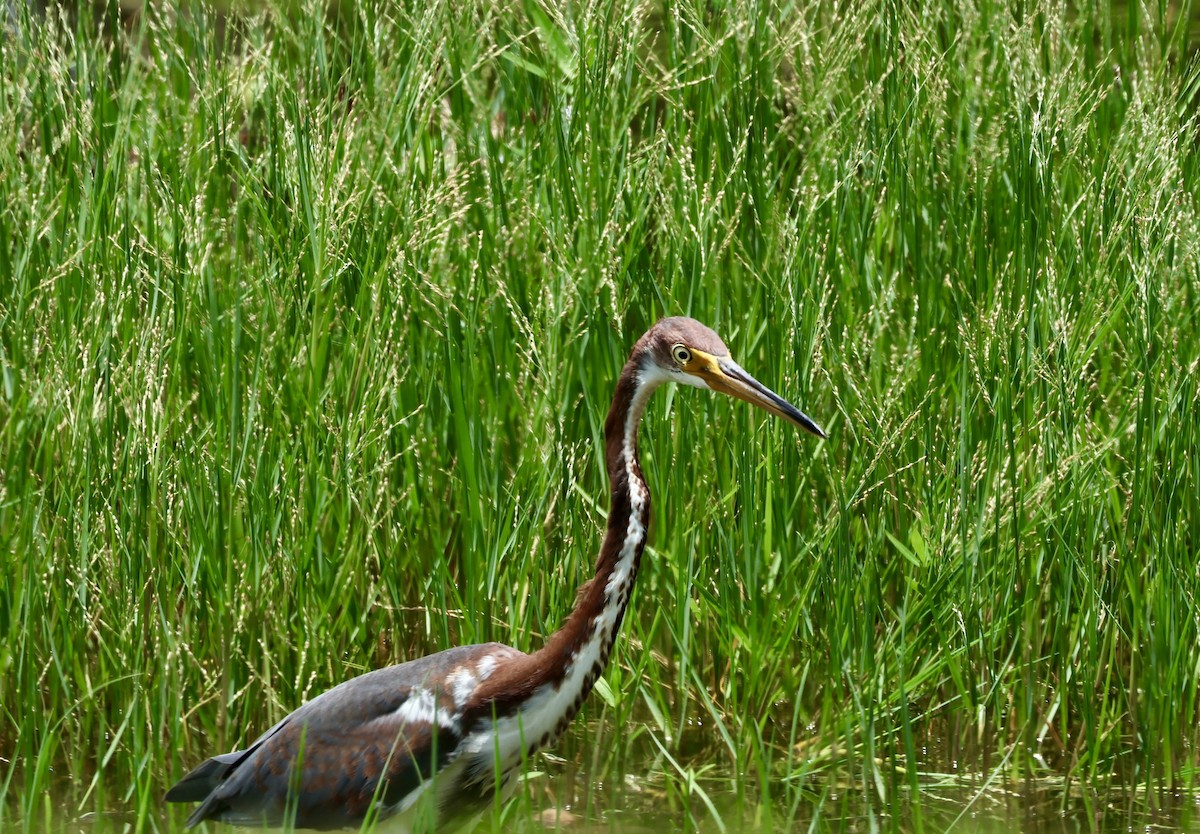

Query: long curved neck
[598,358,655,597]
[464,356,663,731]
[537,356,659,679]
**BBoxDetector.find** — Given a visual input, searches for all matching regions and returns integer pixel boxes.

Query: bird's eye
[671,344,692,365]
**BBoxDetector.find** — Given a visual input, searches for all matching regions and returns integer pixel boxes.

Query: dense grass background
[2,0,1199,831]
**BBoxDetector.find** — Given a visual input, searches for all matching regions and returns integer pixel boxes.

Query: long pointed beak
[700,357,826,439]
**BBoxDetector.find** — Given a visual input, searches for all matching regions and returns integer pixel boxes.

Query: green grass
[1,0,1199,831]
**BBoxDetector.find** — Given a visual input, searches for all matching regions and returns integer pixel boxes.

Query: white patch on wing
[448,649,515,710]
[447,667,477,709]
[393,688,456,730]
[475,655,498,681]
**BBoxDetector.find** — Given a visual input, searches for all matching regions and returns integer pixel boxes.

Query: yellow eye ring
[671,344,692,365]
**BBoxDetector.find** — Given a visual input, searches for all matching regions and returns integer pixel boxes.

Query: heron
[165,316,825,831]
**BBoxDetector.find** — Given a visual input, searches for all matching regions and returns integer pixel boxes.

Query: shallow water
[23,780,1200,834]
[17,724,1200,834]
[527,783,1200,833]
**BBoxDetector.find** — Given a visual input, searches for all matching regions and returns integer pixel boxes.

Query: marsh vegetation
[1,0,1199,830]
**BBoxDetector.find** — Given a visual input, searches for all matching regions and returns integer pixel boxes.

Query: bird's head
[634,317,826,439]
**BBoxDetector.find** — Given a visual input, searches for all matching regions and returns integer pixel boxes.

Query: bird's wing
[171,643,523,830]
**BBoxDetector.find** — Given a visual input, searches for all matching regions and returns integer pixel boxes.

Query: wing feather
[169,643,522,830]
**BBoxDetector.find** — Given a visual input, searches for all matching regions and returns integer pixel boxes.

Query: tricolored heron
[166,317,825,830]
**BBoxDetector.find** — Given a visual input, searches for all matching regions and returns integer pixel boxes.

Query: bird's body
[166,318,824,831]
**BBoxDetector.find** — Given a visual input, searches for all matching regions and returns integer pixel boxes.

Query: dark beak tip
[783,406,825,440]
[802,418,827,440]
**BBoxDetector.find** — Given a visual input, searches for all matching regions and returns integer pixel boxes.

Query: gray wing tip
[165,751,245,824]
[184,799,224,830]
